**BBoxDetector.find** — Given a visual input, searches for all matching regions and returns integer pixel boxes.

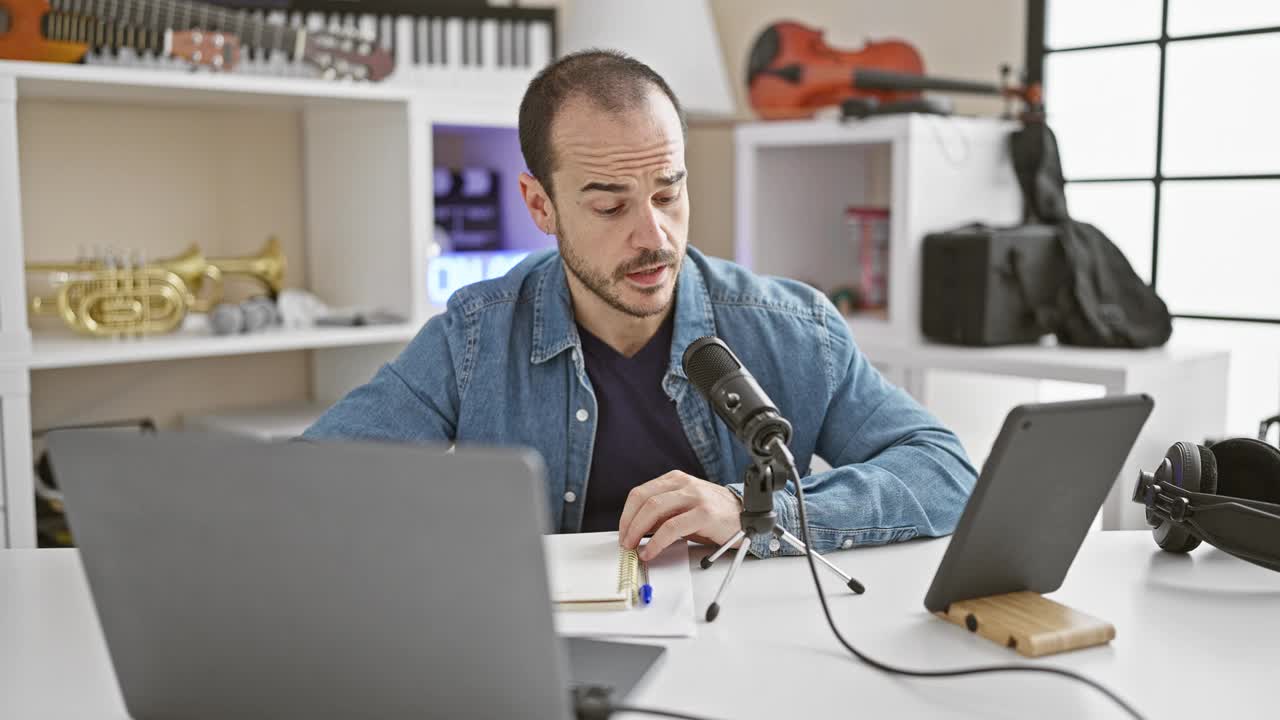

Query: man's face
[546,91,689,318]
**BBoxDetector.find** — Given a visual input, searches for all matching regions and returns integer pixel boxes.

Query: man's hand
[617,471,742,561]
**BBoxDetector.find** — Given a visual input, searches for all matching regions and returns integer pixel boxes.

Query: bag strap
[1058,221,1124,345]
[1002,246,1056,335]
[1010,121,1071,223]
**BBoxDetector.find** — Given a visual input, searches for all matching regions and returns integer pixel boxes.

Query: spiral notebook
[544,531,648,611]
[543,531,697,638]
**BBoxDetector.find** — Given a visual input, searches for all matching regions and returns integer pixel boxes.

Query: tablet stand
[937,592,1115,657]
[699,436,864,622]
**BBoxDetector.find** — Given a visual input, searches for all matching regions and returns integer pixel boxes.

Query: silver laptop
[46,430,663,720]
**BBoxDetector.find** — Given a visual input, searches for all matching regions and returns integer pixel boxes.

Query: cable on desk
[573,685,719,720]
[608,705,718,720]
[787,464,1147,720]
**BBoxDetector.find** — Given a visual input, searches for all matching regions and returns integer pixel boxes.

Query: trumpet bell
[209,236,286,296]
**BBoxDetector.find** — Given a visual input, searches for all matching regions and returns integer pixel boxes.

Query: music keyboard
[82,7,554,89]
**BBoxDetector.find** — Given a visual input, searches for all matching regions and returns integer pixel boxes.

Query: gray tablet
[924,394,1154,613]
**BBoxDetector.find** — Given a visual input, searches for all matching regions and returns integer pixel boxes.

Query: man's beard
[557,228,682,319]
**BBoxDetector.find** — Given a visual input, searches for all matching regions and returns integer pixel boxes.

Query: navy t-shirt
[577,313,706,532]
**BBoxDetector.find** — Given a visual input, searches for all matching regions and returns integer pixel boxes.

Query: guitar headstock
[302,28,395,82]
[169,30,241,72]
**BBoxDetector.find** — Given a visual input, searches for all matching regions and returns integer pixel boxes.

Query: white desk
[860,339,1231,531]
[3,532,1277,719]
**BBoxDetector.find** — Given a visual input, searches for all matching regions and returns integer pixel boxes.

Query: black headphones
[1133,438,1280,572]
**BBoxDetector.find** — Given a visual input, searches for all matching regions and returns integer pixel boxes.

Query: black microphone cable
[570,458,1145,720]
[780,446,1146,720]
[572,685,720,720]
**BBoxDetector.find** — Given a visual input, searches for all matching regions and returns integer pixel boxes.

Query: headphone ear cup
[1197,444,1218,496]
[1206,437,1280,505]
[1154,441,1206,553]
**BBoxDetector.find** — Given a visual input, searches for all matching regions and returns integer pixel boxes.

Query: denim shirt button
[768,538,781,553]
[575,409,589,422]
[841,538,854,550]
[563,491,577,503]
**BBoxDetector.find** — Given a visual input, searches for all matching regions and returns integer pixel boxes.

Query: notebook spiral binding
[617,547,642,601]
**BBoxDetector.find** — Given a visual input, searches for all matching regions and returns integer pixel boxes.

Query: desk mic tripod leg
[776,528,865,594]
[704,533,752,622]
[700,529,745,570]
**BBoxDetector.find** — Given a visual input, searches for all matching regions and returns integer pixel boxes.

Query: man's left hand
[617,471,742,561]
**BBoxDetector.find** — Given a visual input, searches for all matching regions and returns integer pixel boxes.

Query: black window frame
[1027,0,1280,324]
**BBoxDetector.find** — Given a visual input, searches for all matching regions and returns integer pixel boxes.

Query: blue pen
[639,562,653,605]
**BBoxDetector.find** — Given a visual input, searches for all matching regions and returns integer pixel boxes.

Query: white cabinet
[732,114,1230,529]
[0,60,527,547]
[0,366,30,547]
[734,114,1024,345]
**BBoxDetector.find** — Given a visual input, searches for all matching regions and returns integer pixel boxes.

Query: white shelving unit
[856,336,1229,529]
[27,321,422,371]
[734,114,1231,530]
[0,60,528,547]
[734,114,1024,345]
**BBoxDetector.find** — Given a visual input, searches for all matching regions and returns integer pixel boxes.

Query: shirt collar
[530,247,716,379]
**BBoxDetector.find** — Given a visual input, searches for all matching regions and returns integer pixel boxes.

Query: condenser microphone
[682,336,792,458]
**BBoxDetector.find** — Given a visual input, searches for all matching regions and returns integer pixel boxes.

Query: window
[1034,0,1280,323]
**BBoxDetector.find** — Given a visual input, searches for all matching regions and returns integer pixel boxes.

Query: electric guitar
[0,0,393,80]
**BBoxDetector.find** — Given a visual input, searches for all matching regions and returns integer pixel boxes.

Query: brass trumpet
[26,238,287,337]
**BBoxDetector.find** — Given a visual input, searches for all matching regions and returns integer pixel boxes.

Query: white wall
[1171,319,1280,440]
[686,0,1025,260]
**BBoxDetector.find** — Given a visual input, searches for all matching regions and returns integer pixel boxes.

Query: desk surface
[3,531,1278,719]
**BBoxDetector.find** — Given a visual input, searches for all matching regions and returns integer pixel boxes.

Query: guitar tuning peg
[322,67,337,81]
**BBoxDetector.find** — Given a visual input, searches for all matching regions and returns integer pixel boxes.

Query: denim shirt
[303,247,977,557]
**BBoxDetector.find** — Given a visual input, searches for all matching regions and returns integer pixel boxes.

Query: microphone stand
[700,435,865,621]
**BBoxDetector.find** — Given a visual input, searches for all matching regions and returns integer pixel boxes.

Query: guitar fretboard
[50,0,301,56]
[43,10,168,53]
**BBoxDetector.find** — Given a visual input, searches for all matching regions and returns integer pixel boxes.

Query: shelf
[853,334,1230,387]
[0,60,418,107]
[848,308,889,322]
[28,320,424,370]
[846,313,896,345]
[735,114,1017,150]
[736,114,906,148]
[737,114,1023,348]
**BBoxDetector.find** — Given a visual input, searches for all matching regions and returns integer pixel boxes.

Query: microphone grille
[683,337,740,395]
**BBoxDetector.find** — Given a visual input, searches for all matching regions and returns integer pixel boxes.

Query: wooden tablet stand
[937,591,1115,658]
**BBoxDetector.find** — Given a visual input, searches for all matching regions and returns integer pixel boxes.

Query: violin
[747,21,1042,121]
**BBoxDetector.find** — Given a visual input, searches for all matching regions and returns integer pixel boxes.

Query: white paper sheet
[548,534,697,639]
